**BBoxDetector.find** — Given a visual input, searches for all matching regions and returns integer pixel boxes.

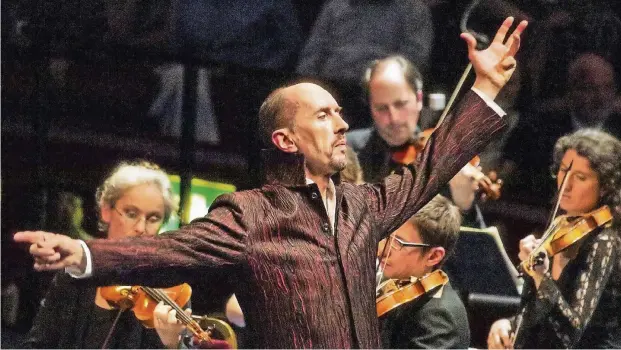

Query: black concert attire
[379,280,470,348]
[23,273,164,348]
[513,226,621,348]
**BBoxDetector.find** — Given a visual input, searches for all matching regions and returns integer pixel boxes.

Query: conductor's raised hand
[13,231,86,272]
[463,17,528,99]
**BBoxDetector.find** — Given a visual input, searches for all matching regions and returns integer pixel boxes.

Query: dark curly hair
[551,129,621,226]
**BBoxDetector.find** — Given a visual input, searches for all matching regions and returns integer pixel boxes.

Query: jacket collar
[260,149,341,187]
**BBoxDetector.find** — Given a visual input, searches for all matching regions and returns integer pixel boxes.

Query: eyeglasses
[114,207,164,228]
[390,236,431,251]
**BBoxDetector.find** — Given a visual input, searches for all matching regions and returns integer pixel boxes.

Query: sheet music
[459,226,520,288]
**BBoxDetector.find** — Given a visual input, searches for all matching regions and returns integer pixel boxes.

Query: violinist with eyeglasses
[23,161,189,349]
[376,195,470,349]
[488,129,621,349]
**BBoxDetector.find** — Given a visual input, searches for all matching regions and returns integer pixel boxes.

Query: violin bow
[434,64,473,129]
[512,160,573,344]
[517,160,573,275]
[545,160,573,231]
[377,8,488,292]
[434,0,489,129]
[376,235,397,293]
[530,160,574,250]
[101,309,126,349]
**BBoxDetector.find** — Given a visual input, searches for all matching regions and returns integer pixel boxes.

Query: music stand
[444,226,520,297]
[443,226,522,348]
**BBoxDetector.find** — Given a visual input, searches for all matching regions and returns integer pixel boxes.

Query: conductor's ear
[272,129,298,153]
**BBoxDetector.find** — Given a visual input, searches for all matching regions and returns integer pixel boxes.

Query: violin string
[146,287,209,339]
[150,288,204,335]
[152,288,195,325]
[142,287,195,325]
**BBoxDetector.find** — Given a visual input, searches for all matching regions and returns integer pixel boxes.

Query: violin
[97,284,217,346]
[376,270,449,317]
[391,128,503,201]
[519,205,613,276]
[513,205,612,344]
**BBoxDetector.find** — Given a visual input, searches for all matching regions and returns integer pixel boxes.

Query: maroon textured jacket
[84,91,504,348]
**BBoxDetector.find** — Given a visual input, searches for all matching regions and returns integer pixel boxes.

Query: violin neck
[537,218,563,249]
[141,287,198,329]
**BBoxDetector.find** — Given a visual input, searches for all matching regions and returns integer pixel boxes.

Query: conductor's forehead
[282,83,339,115]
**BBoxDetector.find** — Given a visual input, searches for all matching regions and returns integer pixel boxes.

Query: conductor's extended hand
[14,230,86,272]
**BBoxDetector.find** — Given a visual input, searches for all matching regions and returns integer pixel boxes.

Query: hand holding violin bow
[518,205,613,288]
[516,158,613,288]
[460,158,503,201]
[518,234,550,287]
[488,318,515,349]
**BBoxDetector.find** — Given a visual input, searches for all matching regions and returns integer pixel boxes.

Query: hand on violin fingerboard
[154,301,191,349]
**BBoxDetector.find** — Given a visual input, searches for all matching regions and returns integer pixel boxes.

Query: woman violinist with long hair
[23,161,184,348]
[488,129,621,349]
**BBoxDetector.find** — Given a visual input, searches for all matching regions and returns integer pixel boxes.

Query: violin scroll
[97,285,140,310]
